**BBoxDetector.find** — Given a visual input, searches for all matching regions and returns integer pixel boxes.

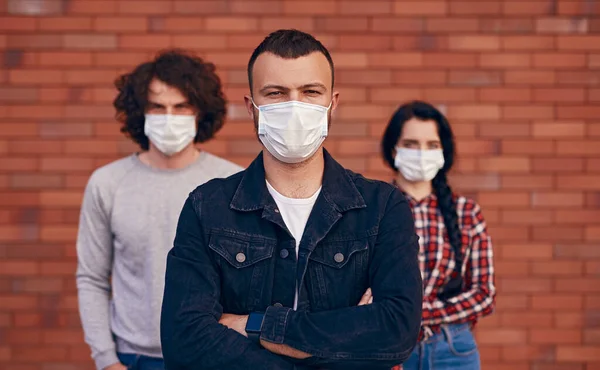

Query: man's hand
[219,313,312,359]
[219,313,248,337]
[103,363,127,370]
[358,288,373,306]
[257,288,374,360]
[260,339,312,359]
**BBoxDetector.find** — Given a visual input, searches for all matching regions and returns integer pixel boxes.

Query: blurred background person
[76,50,242,370]
[382,101,496,370]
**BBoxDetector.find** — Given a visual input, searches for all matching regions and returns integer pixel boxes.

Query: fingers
[358,288,372,306]
[218,313,233,325]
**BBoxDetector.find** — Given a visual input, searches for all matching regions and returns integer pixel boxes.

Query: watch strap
[247,330,261,343]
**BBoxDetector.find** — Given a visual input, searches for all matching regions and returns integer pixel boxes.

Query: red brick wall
[1,0,599,369]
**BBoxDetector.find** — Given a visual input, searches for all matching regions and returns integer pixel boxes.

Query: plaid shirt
[400,189,496,336]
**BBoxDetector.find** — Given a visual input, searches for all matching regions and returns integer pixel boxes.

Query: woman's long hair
[381,101,463,279]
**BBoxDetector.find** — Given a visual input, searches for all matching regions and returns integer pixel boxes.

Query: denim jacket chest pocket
[208,231,275,313]
[306,239,370,311]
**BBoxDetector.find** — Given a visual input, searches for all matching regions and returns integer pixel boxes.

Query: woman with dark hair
[382,101,496,370]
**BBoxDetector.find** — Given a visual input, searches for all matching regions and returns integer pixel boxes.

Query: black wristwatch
[245,312,265,343]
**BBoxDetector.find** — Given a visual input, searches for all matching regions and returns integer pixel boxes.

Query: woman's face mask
[394,147,445,182]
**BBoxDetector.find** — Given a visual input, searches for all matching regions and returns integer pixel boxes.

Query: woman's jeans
[117,353,165,370]
[402,323,480,370]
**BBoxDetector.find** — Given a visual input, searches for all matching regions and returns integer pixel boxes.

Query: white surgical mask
[144,114,197,156]
[395,147,445,182]
[253,100,330,164]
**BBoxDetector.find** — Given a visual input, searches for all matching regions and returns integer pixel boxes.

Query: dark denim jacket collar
[230,149,366,213]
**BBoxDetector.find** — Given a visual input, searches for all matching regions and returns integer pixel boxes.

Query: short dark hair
[113,49,227,150]
[247,29,335,91]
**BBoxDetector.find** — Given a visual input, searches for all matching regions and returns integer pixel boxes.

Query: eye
[147,103,165,113]
[266,91,281,96]
[305,90,321,95]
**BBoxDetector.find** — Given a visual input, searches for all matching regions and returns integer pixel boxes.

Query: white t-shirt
[266,180,321,309]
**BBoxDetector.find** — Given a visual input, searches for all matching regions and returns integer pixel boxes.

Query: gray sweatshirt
[76,152,243,370]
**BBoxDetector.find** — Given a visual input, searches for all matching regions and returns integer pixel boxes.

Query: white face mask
[144,114,197,156]
[253,100,330,164]
[394,148,445,182]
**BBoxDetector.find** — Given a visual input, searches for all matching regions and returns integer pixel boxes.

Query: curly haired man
[76,50,242,370]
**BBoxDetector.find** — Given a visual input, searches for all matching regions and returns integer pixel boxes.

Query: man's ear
[330,90,340,112]
[244,95,255,120]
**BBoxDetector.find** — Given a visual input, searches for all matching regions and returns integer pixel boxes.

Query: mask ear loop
[251,99,266,135]
[320,100,333,136]
[326,100,333,111]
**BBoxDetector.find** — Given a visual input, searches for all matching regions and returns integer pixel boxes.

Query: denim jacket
[160,150,423,370]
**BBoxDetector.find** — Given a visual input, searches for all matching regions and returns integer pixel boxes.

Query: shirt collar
[230,149,366,213]
[391,179,437,206]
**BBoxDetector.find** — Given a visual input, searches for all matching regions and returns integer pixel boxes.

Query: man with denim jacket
[160,29,423,370]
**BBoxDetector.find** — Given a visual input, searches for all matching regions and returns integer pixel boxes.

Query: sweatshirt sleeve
[76,172,119,370]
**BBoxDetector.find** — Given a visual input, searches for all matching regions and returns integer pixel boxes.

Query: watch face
[246,313,264,332]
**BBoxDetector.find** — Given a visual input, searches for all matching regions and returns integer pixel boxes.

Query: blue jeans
[117,353,165,370]
[402,323,480,370]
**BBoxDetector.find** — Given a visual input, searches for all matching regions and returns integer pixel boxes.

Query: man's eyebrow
[259,84,289,93]
[300,83,327,90]
[259,83,328,93]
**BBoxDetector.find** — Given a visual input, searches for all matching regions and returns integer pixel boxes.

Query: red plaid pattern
[402,190,496,334]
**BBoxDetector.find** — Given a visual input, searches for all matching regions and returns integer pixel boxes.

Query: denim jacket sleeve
[160,194,295,370]
[259,189,423,368]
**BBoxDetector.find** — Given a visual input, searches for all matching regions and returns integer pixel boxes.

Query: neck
[263,148,324,199]
[139,144,199,170]
[395,173,433,201]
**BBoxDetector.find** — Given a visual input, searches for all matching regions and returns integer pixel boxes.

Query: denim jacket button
[280,249,289,259]
[235,252,246,263]
[334,252,344,263]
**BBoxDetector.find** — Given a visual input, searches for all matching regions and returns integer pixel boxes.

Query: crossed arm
[217,288,374,359]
